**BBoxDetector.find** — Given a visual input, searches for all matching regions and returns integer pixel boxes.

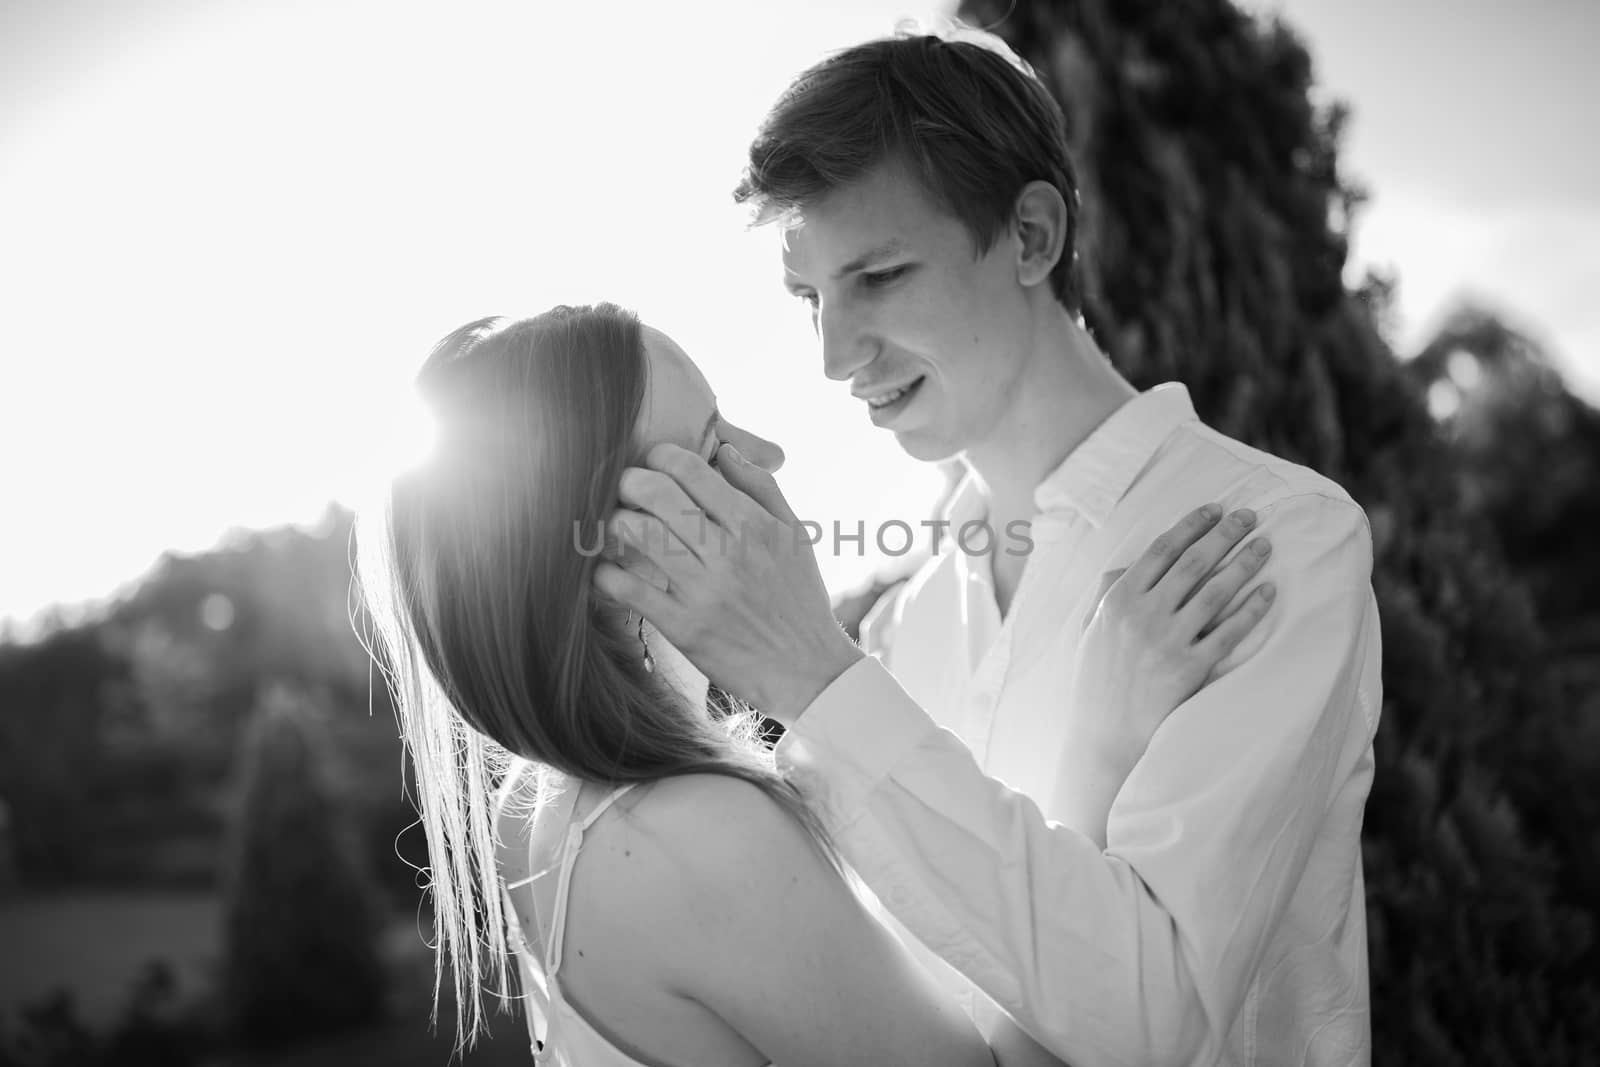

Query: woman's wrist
[1057,710,1154,834]
[1068,681,1159,776]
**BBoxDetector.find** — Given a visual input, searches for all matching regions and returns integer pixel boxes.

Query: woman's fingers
[1155,507,1258,611]
[1121,504,1225,593]
[1193,581,1277,661]
[1178,536,1273,638]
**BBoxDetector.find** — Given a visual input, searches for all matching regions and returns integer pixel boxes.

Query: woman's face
[629,325,786,715]
[635,326,786,474]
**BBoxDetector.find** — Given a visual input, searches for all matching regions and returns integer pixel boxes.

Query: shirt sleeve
[775,492,1378,1066]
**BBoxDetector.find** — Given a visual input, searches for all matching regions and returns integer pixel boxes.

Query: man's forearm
[776,658,1216,1065]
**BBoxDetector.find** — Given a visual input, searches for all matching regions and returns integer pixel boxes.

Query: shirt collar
[936,383,1199,532]
[940,469,989,529]
[1032,383,1199,526]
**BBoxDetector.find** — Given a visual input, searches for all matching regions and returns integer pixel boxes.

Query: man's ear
[1013,181,1069,290]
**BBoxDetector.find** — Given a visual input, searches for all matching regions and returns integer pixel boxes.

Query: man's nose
[817,301,876,383]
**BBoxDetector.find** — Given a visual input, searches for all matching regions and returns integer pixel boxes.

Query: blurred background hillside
[3,0,1597,1064]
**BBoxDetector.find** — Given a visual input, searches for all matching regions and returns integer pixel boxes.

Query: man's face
[779,160,1035,463]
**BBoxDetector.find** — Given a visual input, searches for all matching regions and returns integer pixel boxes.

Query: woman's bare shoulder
[620,773,822,870]
[576,774,995,1066]
[575,773,834,953]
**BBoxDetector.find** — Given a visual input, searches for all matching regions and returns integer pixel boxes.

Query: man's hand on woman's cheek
[593,443,863,726]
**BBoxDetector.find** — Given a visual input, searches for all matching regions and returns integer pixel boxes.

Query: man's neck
[962,312,1136,541]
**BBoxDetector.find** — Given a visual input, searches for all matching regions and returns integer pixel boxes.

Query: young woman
[354,303,1276,1066]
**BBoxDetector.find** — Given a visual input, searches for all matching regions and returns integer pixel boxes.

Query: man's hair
[734,24,1083,313]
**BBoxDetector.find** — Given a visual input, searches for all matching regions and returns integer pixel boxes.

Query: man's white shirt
[776,384,1380,1066]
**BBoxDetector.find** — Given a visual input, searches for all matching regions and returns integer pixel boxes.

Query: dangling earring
[635,612,654,673]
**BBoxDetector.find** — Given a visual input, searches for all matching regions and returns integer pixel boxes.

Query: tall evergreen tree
[934,1,1600,1059]
[220,683,389,1048]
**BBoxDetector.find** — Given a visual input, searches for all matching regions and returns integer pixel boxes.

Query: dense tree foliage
[1405,305,1600,939]
[0,627,131,881]
[931,0,1600,1059]
[1406,306,1600,649]
[0,509,420,898]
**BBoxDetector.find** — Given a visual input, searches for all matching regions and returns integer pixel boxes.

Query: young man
[597,26,1381,1067]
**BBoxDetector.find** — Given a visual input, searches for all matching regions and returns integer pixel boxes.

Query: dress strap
[577,782,638,832]
[500,879,551,1056]
[547,783,637,977]
[504,867,549,892]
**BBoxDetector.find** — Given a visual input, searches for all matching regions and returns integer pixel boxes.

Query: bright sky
[1267,0,1600,395]
[2,0,1595,628]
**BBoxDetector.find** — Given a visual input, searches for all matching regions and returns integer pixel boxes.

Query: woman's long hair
[353,304,837,1051]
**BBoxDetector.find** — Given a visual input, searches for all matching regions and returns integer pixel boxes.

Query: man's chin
[892,427,960,464]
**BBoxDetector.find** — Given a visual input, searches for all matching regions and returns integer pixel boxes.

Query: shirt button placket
[968,640,1010,767]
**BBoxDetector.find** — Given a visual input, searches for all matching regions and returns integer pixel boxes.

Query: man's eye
[792,290,819,309]
[861,266,908,288]
[707,442,722,469]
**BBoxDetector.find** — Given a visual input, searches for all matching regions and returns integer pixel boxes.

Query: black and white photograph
[2,1,1596,1064]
